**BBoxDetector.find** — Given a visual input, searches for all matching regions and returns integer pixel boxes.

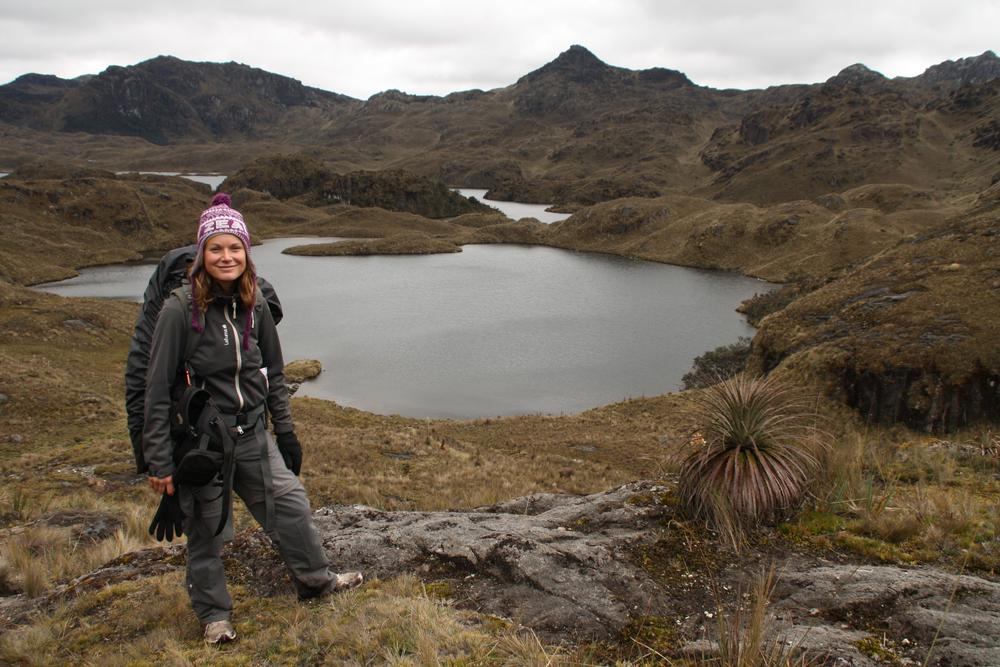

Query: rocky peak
[824,63,887,89]
[518,45,614,85]
[9,73,79,88]
[363,89,436,112]
[637,66,693,88]
[916,50,1000,87]
[0,72,83,124]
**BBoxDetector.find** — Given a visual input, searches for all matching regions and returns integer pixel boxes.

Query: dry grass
[282,232,463,257]
[784,425,1000,571]
[712,567,823,667]
[0,504,154,597]
[0,572,578,666]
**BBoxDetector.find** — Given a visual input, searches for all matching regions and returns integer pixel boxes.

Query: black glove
[148,492,185,542]
[277,431,302,476]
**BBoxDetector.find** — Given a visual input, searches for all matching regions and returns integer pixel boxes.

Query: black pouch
[174,446,224,488]
[168,386,235,535]
[170,386,222,485]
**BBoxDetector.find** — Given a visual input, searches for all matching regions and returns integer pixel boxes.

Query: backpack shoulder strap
[170,285,202,362]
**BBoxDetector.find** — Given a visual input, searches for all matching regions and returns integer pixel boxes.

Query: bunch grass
[677,374,825,536]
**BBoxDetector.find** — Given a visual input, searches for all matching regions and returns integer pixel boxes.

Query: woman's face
[203,233,246,290]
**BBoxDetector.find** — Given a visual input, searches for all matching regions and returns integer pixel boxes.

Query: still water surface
[38,239,769,418]
[131,172,227,189]
[455,188,570,224]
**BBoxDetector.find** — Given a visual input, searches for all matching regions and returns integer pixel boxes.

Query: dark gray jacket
[124,245,281,473]
[142,285,293,479]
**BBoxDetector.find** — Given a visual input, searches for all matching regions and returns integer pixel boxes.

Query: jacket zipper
[224,297,245,413]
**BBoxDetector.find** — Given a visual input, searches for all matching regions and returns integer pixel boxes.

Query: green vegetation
[737,277,818,327]
[783,427,1000,571]
[681,337,752,390]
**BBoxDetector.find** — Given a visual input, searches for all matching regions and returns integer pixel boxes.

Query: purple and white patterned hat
[196,193,250,252]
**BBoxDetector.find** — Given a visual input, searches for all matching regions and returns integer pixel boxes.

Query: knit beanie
[196,193,250,252]
[191,193,256,350]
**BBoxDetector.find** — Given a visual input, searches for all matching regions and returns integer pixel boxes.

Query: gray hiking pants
[180,425,332,623]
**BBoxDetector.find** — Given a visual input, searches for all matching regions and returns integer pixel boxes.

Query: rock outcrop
[752,210,1000,431]
[772,563,1000,666]
[5,482,1000,664]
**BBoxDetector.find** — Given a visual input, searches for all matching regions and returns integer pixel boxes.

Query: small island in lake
[282,232,462,256]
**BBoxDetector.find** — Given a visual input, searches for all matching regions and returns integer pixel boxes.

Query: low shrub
[676,374,824,534]
[681,337,752,390]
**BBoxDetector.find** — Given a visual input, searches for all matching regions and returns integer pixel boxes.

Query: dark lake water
[37,238,770,419]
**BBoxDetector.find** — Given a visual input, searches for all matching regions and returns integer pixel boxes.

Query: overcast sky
[0,0,996,99]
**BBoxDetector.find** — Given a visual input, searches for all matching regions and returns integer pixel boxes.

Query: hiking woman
[143,193,361,644]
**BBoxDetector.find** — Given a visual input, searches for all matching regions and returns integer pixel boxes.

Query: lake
[38,238,770,419]
[129,172,227,190]
[456,189,570,224]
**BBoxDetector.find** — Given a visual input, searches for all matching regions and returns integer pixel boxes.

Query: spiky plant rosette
[678,374,822,527]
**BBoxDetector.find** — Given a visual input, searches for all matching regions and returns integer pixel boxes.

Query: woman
[144,193,362,644]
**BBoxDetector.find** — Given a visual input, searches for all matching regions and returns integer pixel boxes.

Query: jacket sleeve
[257,297,294,434]
[142,295,187,477]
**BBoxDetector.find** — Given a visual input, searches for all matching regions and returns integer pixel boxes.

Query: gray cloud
[0,0,995,97]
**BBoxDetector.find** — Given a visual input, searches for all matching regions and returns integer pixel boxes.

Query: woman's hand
[148,475,175,496]
[276,431,303,475]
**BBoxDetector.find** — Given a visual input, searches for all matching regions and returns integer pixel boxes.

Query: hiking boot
[204,619,237,644]
[332,571,364,592]
[300,571,364,600]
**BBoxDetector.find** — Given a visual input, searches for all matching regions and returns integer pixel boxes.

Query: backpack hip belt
[219,403,267,436]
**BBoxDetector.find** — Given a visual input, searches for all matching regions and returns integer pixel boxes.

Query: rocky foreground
[4,482,998,665]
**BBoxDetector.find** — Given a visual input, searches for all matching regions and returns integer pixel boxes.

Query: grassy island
[282,233,462,257]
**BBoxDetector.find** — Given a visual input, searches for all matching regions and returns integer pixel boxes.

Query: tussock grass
[0,517,153,597]
[675,375,825,538]
[0,488,42,523]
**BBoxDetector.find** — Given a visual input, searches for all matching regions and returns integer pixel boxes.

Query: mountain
[1,55,355,144]
[910,50,1000,88]
[698,55,1000,203]
[1,47,999,206]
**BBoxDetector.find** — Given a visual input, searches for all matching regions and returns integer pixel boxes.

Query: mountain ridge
[1,45,998,206]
